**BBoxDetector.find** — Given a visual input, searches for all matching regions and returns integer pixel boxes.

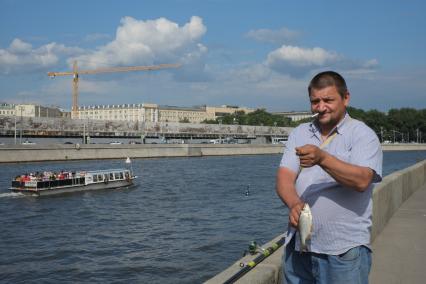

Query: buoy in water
[245,184,250,196]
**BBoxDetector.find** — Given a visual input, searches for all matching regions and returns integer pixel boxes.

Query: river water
[1,151,425,283]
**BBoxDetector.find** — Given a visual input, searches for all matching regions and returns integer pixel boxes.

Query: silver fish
[298,203,313,252]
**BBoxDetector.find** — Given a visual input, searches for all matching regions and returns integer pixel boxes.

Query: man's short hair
[308,71,348,98]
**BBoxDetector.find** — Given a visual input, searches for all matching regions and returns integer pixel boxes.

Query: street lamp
[219,118,222,142]
[392,129,403,143]
[274,121,277,142]
[19,106,24,144]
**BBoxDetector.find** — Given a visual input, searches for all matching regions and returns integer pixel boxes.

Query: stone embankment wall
[381,144,426,151]
[1,143,425,164]
[0,144,284,163]
[206,159,426,284]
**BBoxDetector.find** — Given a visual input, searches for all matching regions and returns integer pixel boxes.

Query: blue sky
[1,0,425,112]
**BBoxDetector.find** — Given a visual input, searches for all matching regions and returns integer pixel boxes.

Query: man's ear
[344,92,350,107]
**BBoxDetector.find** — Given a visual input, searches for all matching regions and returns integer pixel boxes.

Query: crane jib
[47,61,181,118]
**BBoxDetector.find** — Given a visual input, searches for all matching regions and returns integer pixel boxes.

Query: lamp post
[274,121,277,143]
[83,121,86,144]
[86,117,90,144]
[19,106,24,144]
[416,128,420,144]
[141,120,146,144]
[14,114,17,145]
[219,118,222,142]
[392,130,403,143]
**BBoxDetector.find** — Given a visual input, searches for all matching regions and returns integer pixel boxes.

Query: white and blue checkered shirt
[280,113,383,255]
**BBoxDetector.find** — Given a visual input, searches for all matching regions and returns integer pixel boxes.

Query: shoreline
[0,143,425,163]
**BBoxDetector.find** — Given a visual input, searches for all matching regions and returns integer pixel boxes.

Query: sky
[1,0,425,112]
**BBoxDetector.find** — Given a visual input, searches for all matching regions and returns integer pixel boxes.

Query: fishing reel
[243,240,266,256]
[248,241,258,255]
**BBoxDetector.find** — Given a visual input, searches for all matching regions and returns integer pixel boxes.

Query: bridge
[0,116,291,141]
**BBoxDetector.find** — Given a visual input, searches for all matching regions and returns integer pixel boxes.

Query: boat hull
[11,179,135,197]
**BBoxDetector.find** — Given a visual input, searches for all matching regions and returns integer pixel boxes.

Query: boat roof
[86,168,130,175]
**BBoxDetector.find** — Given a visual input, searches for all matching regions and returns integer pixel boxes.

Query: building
[76,103,254,123]
[206,105,254,119]
[158,105,213,123]
[77,104,147,121]
[1,101,254,123]
[0,103,15,116]
[0,103,62,118]
[273,111,312,122]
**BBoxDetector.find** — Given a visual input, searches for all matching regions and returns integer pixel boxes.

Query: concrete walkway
[370,184,426,284]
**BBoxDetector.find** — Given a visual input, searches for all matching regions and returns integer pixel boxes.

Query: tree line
[201,107,425,143]
[346,107,425,143]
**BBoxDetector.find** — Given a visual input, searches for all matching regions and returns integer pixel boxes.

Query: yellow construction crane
[47,61,180,118]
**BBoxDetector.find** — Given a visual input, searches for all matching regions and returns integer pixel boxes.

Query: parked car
[109,141,122,145]
[22,140,36,145]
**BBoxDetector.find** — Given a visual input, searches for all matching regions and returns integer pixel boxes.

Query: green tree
[201,119,217,124]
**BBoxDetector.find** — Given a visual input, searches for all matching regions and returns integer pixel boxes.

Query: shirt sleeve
[350,124,383,180]
[279,127,300,174]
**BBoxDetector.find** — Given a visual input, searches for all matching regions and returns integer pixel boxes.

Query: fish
[298,203,313,252]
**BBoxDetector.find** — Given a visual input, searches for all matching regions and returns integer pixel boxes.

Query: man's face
[309,85,349,130]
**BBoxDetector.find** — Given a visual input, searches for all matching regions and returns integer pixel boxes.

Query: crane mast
[48,61,180,118]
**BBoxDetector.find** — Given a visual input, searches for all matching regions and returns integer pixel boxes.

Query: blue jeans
[284,237,371,284]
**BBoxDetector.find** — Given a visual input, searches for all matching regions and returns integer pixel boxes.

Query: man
[276,71,382,284]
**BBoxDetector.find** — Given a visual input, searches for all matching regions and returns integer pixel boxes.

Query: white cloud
[267,45,339,67]
[0,38,84,74]
[9,38,33,54]
[70,16,207,71]
[266,45,378,78]
[246,27,300,44]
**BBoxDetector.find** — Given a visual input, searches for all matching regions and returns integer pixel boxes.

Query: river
[1,151,425,283]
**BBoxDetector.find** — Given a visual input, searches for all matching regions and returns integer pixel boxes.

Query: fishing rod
[223,236,286,284]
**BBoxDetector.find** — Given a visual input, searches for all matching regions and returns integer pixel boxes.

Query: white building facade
[76,103,253,123]
[0,103,62,118]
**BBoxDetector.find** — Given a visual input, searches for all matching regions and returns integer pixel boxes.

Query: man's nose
[316,101,326,112]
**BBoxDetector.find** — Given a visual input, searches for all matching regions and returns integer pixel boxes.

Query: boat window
[98,174,103,181]
[119,172,124,179]
[110,173,114,180]
[114,172,120,179]
[93,175,98,182]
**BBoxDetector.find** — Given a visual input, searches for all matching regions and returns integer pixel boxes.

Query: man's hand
[289,201,305,228]
[295,144,326,168]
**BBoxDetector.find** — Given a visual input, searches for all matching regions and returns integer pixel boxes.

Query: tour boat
[10,159,137,196]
